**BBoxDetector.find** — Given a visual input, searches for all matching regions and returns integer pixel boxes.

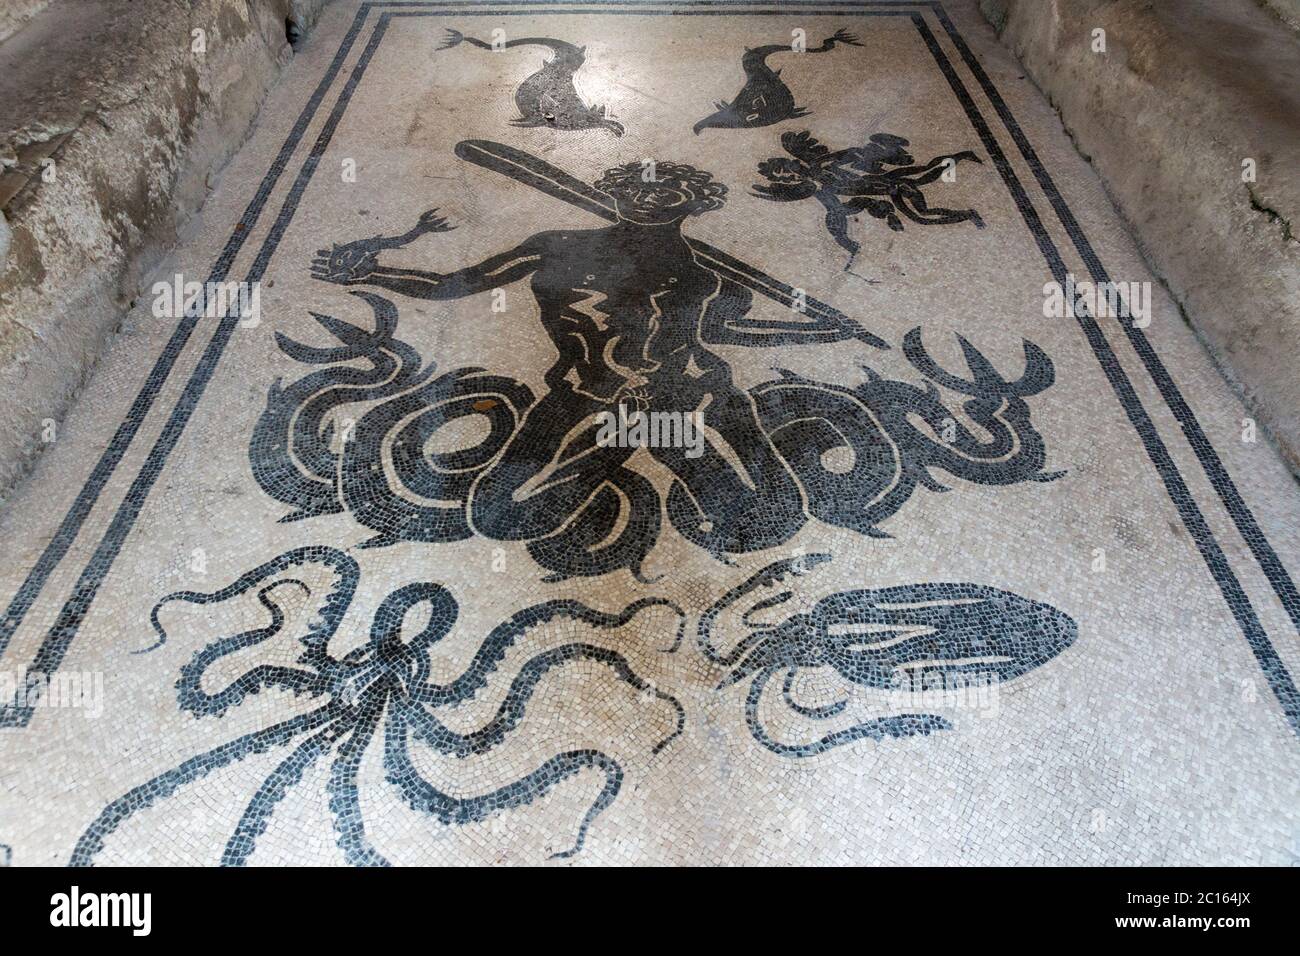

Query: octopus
[73,547,685,865]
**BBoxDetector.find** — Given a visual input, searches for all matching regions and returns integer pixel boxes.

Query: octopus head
[365,581,459,690]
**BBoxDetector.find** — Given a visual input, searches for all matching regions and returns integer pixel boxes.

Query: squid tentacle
[698,555,831,665]
[781,667,847,720]
[746,668,951,757]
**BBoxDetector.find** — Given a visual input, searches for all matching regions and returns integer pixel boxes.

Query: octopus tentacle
[404,643,684,757]
[173,582,326,718]
[144,545,359,659]
[549,753,623,860]
[408,596,685,706]
[383,700,622,860]
[222,708,360,866]
[69,704,341,866]
[326,685,392,867]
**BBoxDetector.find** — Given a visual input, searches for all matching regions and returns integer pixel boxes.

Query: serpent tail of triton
[252,286,1061,581]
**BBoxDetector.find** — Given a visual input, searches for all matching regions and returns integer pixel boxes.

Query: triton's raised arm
[310,210,543,301]
[311,239,542,300]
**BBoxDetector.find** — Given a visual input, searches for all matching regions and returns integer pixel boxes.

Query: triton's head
[595,162,727,224]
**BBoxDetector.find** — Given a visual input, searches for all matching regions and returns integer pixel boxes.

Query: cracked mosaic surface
[1,1,1298,866]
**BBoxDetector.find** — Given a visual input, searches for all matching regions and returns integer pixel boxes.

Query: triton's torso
[527,226,726,400]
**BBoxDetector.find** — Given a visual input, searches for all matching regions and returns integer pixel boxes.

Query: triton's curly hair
[594,161,728,216]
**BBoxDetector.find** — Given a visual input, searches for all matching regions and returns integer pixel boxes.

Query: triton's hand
[310,243,379,285]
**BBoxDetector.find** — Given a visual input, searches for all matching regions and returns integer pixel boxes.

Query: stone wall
[1262,0,1300,31]
[0,0,329,495]
[0,1,52,45]
[979,0,1300,474]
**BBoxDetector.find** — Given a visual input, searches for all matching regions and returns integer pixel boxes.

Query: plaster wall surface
[980,0,1300,473]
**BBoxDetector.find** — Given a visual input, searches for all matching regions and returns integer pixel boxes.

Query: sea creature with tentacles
[73,547,684,865]
[699,556,1077,756]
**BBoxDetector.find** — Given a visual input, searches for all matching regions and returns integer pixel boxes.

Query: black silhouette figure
[314,209,455,272]
[439,29,624,135]
[754,131,985,263]
[310,160,875,577]
[694,28,861,134]
[289,143,1059,581]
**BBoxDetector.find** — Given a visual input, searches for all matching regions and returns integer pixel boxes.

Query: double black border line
[0,6,373,667]
[927,2,1300,647]
[0,5,385,725]
[912,12,1299,733]
[0,1,1295,735]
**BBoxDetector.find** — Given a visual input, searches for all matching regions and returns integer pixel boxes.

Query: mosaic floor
[1,0,1298,866]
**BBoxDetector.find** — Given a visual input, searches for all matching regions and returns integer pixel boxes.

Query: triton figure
[286,143,1056,580]
[312,161,873,562]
